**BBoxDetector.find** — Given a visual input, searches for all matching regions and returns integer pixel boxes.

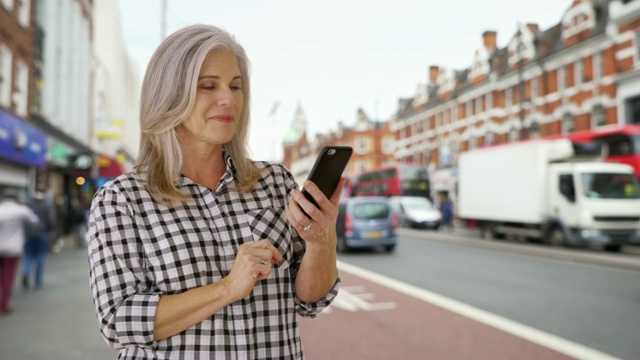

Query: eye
[200,82,216,90]
[230,83,242,91]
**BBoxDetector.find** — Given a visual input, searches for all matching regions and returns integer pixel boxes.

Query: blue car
[336,197,398,252]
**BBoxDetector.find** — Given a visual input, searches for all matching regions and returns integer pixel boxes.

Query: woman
[88,24,345,359]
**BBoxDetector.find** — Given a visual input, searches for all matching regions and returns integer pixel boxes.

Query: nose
[217,88,235,107]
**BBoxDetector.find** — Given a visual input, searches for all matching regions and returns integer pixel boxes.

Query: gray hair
[135,24,262,205]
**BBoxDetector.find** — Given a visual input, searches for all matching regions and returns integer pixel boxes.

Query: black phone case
[301,146,353,209]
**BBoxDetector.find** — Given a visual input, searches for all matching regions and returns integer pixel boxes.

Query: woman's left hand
[285,177,347,245]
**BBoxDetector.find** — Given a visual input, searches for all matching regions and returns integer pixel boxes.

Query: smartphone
[301,145,353,211]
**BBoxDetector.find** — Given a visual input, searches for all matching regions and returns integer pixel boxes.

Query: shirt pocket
[245,207,292,270]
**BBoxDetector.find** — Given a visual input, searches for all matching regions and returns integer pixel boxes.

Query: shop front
[430,167,458,205]
[0,110,47,197]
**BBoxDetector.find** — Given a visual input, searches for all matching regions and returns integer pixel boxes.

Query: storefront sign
[48,141,70,167]
[0,110,47,168]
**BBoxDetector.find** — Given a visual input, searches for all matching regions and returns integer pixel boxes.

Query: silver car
[336,197,398,252]
[389,196,441,230]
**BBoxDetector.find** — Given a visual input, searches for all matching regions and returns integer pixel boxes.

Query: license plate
[365,231,382,238]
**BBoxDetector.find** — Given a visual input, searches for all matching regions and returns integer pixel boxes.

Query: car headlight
[580,229,602,238]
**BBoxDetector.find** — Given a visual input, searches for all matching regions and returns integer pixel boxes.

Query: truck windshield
[581,172,640,199]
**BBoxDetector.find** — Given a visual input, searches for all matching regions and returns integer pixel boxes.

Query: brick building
[0,0,48,194]
[392,0,640,203]
[282,104,395,188]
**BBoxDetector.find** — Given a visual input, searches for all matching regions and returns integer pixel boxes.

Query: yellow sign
[96,118,122,139]
[97,156,112,167]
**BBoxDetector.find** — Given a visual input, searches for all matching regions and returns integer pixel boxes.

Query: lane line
[337,260,620,360]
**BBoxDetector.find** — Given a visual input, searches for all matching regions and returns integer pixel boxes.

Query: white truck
[458,138,640,251]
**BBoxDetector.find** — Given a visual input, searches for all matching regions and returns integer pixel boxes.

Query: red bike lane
[298,262,617,360]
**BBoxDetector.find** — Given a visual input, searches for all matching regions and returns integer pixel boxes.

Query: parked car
[336,197,398,252]
[389,196,441,230]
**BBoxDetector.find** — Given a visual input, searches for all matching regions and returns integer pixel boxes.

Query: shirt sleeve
[88,185,159,350]
[21,207,39,226]
[280,164,341,318]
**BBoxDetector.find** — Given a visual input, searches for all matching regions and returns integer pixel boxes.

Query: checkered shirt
[88,153,339,359]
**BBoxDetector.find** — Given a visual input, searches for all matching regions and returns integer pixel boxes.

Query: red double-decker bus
[352,163,431,199]
[550,125,640,179]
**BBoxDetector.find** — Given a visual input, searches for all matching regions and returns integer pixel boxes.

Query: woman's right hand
[222,239,283,301]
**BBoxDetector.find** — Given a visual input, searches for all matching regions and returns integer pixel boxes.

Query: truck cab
[548,162,640,251]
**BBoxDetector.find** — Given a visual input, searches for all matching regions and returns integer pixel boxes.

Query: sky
[115,0,572,162]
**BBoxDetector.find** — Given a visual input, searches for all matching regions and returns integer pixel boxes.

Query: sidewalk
[0,237,117,360]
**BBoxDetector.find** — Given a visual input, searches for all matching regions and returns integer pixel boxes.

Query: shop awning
[74,154,125,179]
[0,110,47,168]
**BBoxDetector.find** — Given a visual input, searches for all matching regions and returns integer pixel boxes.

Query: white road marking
[324,286,396,313]
[338,260,621,360]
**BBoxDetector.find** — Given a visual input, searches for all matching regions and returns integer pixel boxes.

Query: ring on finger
[259,258,268,265]
[303,222,313,231]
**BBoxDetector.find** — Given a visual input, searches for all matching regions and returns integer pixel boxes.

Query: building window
[486,91,492,110]
[1,0,13,11]
[505,86,512,107]
[469,136,476,150]
[475,97,482,114]
[356,137,368,154]
[636,31,640,65]
[558,66,565,92]
[561,112,574,134]
[594,51,603,81]
[466,101,472,117]
[357,160,367,172]
[530,120,541,139]
[508,127,519,142]
[591,105,606,128]
[531,77,538,99]
[383,137,394,154]
[14,60,28,116]
[0,44,12,108]
[485,131,494,145]
[575,59,583,87]
[17,0,30,27]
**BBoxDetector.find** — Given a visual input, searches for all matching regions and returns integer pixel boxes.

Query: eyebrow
[198,75,242,81]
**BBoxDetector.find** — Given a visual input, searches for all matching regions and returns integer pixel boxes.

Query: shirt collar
[178,148,237,189]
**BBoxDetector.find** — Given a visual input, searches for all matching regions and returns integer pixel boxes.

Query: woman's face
[176,50,244,149]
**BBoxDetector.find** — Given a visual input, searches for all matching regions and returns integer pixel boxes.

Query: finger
[286,202,313,233]
[302,180,332,212]
[329,177,348,205]
[285,204,303,228]
[253,239,283,263]
[290,190,319,221]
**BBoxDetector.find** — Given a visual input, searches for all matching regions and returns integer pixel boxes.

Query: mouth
[209,115,235,123]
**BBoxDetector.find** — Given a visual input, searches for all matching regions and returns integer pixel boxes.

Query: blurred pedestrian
[0,189,39,315]
[88,24,344,359]
[439,197,454,231]
[22,183,57,289]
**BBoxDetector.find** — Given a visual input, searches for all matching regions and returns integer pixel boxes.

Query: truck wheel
[604,244,622,252]
[548,227,566,247]
[480,223,495,240]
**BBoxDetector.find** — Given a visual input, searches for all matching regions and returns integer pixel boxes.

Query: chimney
[483,30,497,52]
[526,23,539,34]
[429,65,439,83]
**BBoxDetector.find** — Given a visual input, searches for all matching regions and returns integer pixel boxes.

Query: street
[0,239,117,359]
[0,229,638,359]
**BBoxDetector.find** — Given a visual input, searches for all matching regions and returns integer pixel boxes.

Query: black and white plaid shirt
[88,153,339,359]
